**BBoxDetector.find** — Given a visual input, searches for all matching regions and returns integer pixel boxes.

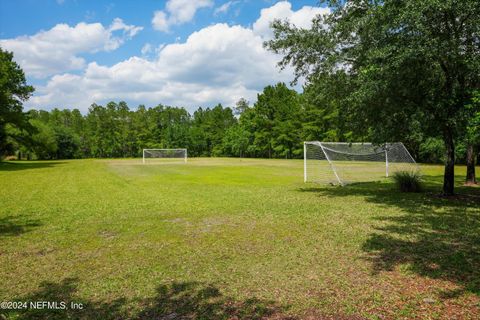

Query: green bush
[392,171,423,192]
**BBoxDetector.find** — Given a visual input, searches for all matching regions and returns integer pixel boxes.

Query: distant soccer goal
[142,149,187,164]
[304,142,418,185]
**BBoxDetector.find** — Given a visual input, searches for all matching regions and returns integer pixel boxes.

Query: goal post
[142,148,187,164]
[304,142,418,185]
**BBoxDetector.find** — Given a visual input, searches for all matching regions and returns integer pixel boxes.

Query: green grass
[0,158,479,319]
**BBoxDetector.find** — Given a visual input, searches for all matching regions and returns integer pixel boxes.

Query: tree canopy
[266,0,480,195]
[0,48,35,157]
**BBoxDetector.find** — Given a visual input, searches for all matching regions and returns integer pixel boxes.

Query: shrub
[392,171,423,192]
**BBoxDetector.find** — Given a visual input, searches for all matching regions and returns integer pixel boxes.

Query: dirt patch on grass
[166,216,239,234]
[463,181,479,187]
[291,311,367,320]
[198,216,239,233]
[98,230,118,239]
[302,263,479,320]
[361,271,478,319]
[163,217,189,224]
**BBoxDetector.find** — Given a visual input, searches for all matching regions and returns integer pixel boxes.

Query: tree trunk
[466,144,477,184]
[443,129,455,195]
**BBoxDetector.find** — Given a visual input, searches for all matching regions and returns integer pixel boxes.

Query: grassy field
[0,158,479,319]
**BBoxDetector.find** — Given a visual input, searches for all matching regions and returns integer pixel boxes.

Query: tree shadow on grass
[136,282,288,320]
[4,278,291,320]
[0,161,66,172]
[0,215,42,238]
[298,177,480,297]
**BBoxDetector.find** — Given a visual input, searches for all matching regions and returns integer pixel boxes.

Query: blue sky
[0,0,328,112]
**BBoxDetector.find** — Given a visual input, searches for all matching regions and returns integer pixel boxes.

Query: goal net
[142,149,187,164]
[304,142,418,185]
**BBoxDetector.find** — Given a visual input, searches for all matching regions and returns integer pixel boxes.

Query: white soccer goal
[142,149,187,164]
[304,142,418,185]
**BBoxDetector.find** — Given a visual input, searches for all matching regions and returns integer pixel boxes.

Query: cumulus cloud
[0,18,142,78]
[253,1,329,39]
[152,0,213,32]
[25,1,329,112]
[28,23,288,111]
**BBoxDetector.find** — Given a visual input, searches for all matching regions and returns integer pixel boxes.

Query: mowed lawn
[0,158,479,320]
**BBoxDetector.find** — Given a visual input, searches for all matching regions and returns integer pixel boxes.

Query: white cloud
[166,0,213,24]
[109,18,142,38]
[141,43,153,56]
[28,23,290,111]
[0,19,142,78]
[253,1,329,39]
[214,1,238,16]
[152,0,213,32]
[25,1,329,112]
[152,11,169,32]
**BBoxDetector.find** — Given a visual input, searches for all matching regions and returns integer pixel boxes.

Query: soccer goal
[304,142,418,185]
[142,149,187,164]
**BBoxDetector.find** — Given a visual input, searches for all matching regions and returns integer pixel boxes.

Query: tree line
[3,81,478,165]
[1,0,479,195]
